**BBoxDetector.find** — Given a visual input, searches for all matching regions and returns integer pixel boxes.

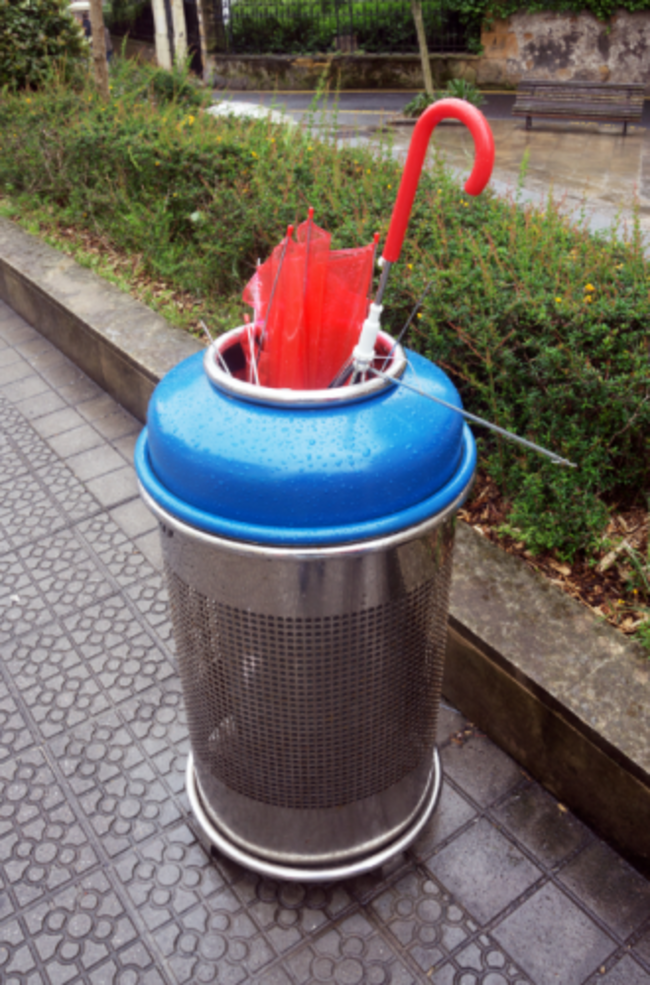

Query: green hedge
[0,0,87,90]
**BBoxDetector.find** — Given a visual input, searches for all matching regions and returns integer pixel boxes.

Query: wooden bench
[512,80,645,136]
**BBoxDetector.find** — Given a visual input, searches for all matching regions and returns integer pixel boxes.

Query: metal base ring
[186,749,442,882]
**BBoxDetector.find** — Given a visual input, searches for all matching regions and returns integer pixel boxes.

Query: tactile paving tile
[229,872,355,956]
[0,748,98,912]
[77,513,158,587]
[430,934,533,984]
[0,474,66,551]
[284,910,416,985]
[34,458,101,524]
[0,550,52,642]
[114,824,278,983]
[18,869,167,985]
[2,622,110,738]
[18,528,115,618]
[49,710,182,859]
[126,574,175,647]
[118,680,189,797]
[63,596,176,706]
[0,678,35,764]
[370,869,479,973]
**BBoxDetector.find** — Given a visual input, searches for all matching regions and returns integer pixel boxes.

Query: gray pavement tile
[409,781,477,861]
[49,710,183,859]
[67,443,126,482]
[0,748,99,911]
[13,336,56,362]
[17,528,115,617]
[557,840,650,939]
[2,622,110,738]
[110,499,158,541]
[0,346,30,367]
[370,867,478,974]
[284,910,416,985]
[0,677,35,763]
[77,392,124,423]
[585,955,650,984]
[437,703,467,743]
[36,357,87,388]
[77,512,157,586]
[57,375,106,406]
[0,358,36,387]
[134,529,165,572]
[113,430,140,463]
[118,681,189,798]
[491,883,616,985]
[125,574,174,646]
[31,406,87,439]
[0,324,39,347]
[425,818,542,925]
[492,782,589,868]
[440,735,524,808]
[1,371,52,404]
[633,927,650,968]
[85,466,141,508]
[46,422,104,459]
[13,388,67,421]
[93,409,140,441]
[20,869,166,985]
[62,595,176,706]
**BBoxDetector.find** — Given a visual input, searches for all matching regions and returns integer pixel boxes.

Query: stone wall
[478,9,650,87]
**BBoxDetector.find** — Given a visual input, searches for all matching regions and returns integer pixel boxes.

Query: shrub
[0,0,87,90]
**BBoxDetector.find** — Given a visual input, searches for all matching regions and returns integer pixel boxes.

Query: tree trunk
[170,0,188,64]
[88,0,109,99]
[410,0,434,98]
[151,0,173,69]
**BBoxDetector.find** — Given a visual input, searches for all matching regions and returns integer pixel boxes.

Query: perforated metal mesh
[165,544,453,810]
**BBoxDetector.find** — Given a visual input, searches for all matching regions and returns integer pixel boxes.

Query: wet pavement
[221,90,650,243]
[1,298,650,983]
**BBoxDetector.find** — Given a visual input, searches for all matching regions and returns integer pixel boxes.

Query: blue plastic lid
[135,348,475,546]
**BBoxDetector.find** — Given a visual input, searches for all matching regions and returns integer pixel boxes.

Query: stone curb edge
[1,217,648,874]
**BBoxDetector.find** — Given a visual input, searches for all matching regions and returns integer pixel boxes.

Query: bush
[0,61,647,560]
[0,0,88,90]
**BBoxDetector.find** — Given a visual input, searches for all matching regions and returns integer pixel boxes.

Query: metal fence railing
[221,0,479,55]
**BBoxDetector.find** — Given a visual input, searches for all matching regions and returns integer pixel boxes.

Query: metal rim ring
[203,326,407,407]
[186,749,442,882]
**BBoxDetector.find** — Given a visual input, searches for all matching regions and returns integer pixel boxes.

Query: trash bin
[135,325,476,881]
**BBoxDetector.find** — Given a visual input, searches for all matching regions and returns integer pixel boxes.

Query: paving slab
[0,297,649,983]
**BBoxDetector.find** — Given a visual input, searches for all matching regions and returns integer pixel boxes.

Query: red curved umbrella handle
[382,98,495,264]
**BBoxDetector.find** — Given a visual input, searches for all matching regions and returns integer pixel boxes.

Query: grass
[0,58,648,648]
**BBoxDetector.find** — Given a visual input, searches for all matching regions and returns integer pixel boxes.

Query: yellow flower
[437,189,442,194]
[387,184,392,189]
[251,151,257,158]
[407,264,413,270]
[555,297,562,303]
[367,169,371,174]
[417,313,423,319]
[26,98,31,104]
[615,263,624,270]
[585,283,595,292]
[155,161,160,166]
[188,115,195,125]
[583,296,592,304]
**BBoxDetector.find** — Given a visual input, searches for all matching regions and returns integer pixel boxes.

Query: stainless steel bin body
[136,328,476,880]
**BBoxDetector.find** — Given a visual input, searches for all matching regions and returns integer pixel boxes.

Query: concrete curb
[1,217,648,874]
